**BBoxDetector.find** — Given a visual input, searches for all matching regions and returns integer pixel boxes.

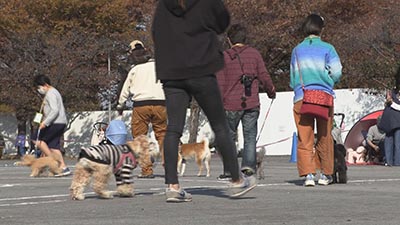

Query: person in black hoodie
[152,0,257,202]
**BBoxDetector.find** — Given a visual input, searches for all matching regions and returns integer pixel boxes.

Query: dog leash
[28,128,41,156]
[256,99,274,143]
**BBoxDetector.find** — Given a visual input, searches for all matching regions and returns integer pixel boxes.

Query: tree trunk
[15,109,28,136]
[188,99,200,143]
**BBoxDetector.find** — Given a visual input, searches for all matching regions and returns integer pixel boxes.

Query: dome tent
[344,110,384,151]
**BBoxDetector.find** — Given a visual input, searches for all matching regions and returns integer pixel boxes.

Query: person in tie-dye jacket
[289,14,342,187]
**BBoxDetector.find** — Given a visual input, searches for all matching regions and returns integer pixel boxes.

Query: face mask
[37,86,46,95]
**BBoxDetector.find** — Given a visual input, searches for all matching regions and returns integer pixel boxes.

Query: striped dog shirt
[79,144,137,186]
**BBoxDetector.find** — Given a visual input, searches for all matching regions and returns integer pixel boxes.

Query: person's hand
[268,93,276,99]
[118,109,123,116]
[386,91,393,106]
[39,122,46,130]
[116,105,124,115]
[374,146,380,152]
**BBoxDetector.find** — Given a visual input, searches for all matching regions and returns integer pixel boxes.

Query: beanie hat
[105,120,128,145]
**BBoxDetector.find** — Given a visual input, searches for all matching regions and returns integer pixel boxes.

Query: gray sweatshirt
[43,87,67,126]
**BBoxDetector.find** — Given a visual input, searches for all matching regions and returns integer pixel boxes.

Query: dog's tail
[202,137,209,149]
[148,142,160,160]
[203,137,211,162]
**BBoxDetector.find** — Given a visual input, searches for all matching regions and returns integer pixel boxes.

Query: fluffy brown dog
[14,153,62,177]
[177,138,211,177]
[70,135,152,200]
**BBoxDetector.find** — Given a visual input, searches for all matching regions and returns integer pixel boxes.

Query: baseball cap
[129,40,144,52]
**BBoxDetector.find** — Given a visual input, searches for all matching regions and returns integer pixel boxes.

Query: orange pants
[131,105,167,176]
[293,101,334,177]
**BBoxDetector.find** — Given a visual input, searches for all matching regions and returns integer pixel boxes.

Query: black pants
[162,75,240,184]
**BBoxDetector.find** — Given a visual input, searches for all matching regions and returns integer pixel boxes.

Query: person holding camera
[216,23,276,179]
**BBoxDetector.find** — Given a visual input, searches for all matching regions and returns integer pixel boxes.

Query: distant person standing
[117,43,167,178]
[15,132,27,157]
[379,66,400,166]
[153,0,256,202]
[290,14,342,186]
[216,23,276,179]
[32,74,71,176]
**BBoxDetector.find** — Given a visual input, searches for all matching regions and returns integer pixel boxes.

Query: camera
[240,74,254,96]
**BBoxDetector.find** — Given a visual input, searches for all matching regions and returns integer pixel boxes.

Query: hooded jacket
[152,0,230,80]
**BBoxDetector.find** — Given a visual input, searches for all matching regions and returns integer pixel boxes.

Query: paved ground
[1,155,400,225]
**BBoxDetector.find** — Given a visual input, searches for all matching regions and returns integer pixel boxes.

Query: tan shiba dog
[177,138,211,177]
[14,153,62,177]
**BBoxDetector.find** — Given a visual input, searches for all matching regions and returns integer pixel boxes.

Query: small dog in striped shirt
[70,120,153,200]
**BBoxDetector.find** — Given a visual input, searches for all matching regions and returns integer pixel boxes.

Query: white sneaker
[318,174,333,186]
[304,173,315,187]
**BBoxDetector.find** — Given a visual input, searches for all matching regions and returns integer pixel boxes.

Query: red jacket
[216,45,276,111]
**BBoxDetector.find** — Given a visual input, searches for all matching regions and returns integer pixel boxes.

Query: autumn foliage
[0,0,399,122]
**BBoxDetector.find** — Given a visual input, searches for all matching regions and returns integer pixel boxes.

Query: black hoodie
[152,0,230,80]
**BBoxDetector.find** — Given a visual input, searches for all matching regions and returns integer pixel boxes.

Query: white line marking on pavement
[0,199,66,207]
[0,194,69,202]
[348,178,400,183]
[0,184,22,188]
[1,177,399,207]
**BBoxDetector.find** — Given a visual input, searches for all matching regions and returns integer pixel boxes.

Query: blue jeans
[17,146,26,156]
[225,108,260,172]
[384,128,400,166]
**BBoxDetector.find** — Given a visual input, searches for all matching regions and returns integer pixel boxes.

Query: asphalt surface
[1,155,400,225]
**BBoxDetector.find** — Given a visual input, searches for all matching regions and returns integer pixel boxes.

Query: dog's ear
[127,135,150,156]
[127,135,154,169]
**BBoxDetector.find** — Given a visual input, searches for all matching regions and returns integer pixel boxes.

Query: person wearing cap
[129,40,144,54]
[125,40,145,68]
[117,43,167,179]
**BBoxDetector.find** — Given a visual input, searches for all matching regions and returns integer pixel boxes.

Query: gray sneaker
[55,167,72,177]
[304,173,315,187]
[165,188,192,203]
[229,175,257,198]
[318,174,333,185]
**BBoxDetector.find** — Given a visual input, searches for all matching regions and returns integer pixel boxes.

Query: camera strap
[232,47,258,79]
[233,48,246,77]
